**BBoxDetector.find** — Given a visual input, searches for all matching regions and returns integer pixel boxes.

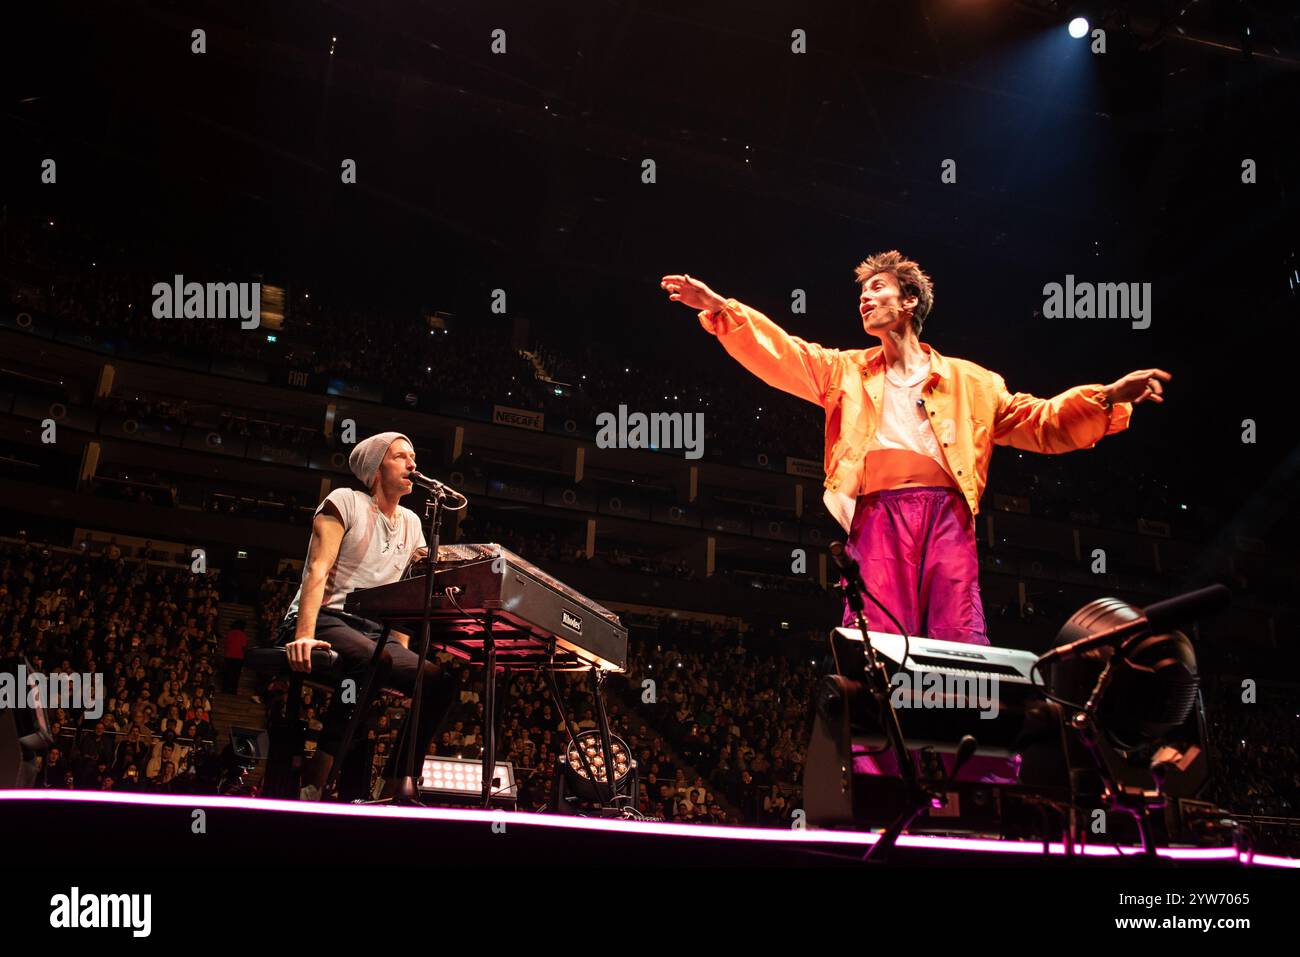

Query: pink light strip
[3,790,1294,866]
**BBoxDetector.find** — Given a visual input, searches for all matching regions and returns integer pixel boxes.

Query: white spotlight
[1068,17,1089,39]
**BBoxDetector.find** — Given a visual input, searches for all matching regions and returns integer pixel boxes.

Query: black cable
[1028,657,1087,712]
[444,584,492,649]
[543,648,610,802]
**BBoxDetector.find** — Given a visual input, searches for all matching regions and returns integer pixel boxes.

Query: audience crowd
[1,538,226,793]
[1202,678,1300,818]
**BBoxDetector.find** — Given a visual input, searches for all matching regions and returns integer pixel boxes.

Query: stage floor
[4,790,1297,868]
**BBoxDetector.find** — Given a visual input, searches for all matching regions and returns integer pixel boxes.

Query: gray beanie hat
[348,431,412,488]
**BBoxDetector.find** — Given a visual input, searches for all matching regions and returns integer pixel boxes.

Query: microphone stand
[829,543,973,862]
[388,476,456,805]
[1065,639,1161,858]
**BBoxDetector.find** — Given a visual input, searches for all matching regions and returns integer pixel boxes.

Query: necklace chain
[375,503,400,553]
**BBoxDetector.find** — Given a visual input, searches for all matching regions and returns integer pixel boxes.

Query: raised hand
[660,273,727,313]
[1104,368,1172,405]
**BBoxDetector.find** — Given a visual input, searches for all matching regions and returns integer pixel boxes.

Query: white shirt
[824,355,949,532]
[866,355,947,465]
[285,488,425,619]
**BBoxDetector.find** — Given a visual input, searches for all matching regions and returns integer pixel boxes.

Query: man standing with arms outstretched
[661,252,1169,645]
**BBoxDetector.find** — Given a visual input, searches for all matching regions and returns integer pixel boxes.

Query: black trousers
[222,656,243,693]
[278,609,457,783]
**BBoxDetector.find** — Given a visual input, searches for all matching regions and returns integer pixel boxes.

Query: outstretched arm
[992,382,1122,453]
[660,273,840,406]
[991,368,1168,453]
[982,369,1170,455]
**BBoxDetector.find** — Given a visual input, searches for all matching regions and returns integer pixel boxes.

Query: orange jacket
[698,298,1132,532]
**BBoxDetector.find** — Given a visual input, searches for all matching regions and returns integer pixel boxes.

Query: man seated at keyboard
[278,431,458,800]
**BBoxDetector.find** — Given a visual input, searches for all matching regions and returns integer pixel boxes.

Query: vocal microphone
[407,469,446,490]
[1143,583,1230,632]
[1038,583,1230,662]
[828,541,861,582]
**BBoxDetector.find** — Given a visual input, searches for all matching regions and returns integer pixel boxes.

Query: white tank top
[867,355,946,468]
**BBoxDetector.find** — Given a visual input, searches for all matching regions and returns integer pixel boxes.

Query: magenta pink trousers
[840,487,1018,781]
[839,486,989,646]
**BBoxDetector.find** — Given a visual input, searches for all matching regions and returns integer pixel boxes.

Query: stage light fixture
[419,755,516,806]
[561,729,633,802]
[1043,597,1199,751]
